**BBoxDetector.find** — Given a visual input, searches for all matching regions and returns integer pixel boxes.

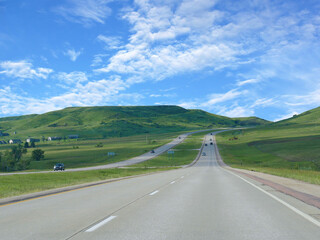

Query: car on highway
[210,142,213,145]
[205,143,207,146]
[150,150,155,153]
[53,163,65,171]
[202,152,206,156]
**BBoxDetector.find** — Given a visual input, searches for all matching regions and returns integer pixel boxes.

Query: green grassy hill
[0,105,269,140]
[274,106,320,126]
[216,106,320,184]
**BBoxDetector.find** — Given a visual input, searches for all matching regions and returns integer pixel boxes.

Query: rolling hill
[0,105,270,140]
[216,106,320,184]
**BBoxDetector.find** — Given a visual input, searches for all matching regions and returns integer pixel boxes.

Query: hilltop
[0,105,269,140]
[273,106,320,126]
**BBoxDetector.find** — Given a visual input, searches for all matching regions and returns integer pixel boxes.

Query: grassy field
[0,131,190,172]
[0,130,209,199]
[216,112,320,185]
[132,130,210,168]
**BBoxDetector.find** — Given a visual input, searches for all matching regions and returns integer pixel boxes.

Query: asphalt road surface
[0,132,319,239]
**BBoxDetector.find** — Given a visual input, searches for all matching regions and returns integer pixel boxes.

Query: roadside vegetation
[216,107,320,185]
[0,131,189,172]
[0,131,209,199]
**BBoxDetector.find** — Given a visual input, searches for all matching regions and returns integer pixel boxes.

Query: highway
[0,132,319,239]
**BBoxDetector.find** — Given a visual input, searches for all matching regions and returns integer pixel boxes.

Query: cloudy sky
[0,0,319,121]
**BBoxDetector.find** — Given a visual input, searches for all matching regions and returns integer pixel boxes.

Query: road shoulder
[213,135,320,210]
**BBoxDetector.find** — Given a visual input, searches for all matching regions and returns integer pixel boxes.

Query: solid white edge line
[85,216,117,232]
[224,169,320,228]
[149,190,159,196]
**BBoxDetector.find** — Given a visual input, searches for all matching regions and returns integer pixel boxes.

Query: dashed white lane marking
[170,181,176,184]
[181,176,184,179]
[226,169,320,228]
[85,216,117,232]
[149,190,159,196]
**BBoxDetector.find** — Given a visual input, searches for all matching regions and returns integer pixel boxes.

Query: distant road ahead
[0,131,319,239]
[0,129,212,176]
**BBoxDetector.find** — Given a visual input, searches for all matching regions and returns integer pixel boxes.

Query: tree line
[0,144,44,171]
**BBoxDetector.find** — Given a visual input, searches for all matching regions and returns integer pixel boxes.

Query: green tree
[24,142,29,148]
[1,151,10,171]
[5,144,28,171]
[30,141,36,148]
[32,149,45,161]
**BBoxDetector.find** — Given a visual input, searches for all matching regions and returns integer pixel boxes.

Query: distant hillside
[0,105,269,139]
[274,106,320,126]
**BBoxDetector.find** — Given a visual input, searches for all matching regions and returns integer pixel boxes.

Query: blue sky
[0,0,320,121]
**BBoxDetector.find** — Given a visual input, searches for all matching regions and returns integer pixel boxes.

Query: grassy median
[132,130,211,168]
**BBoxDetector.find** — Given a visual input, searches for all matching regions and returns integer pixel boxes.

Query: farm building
[0,131,9,136]
[9,139,22,144]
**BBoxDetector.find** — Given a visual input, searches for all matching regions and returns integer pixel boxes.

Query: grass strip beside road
[0,167,175,199]
[216,127,320,185]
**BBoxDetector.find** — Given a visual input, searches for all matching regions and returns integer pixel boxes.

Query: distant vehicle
[210,133,212,135]
[210,139,212,141]
[205,143,207,146]
[210,142,213,145]
[179,137,181,139]
[54,163,65,171]
[202,152,206,156]
[150,150,155,153]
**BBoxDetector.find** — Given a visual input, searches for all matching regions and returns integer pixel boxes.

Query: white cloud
[64,49,82,61]
[201,89,246,107]
[236,78,259,86]
[54,0,112,26]
[283,88,320,107]
[91,54,109,67]
[251,98,276,108]
[0,76,143,116]
[56,71,88,85]
[97,35,122,49]
[95,0,243,80]
[0,60,53,79]
[178,101,198,109]
[217,106,254,118]
[150,94,161,97]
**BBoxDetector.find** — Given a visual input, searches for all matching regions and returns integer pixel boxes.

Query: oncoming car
[54,163,65,171]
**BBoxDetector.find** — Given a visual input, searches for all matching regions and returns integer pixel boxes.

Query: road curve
[0,131,319,239]
[0,129,212,176]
